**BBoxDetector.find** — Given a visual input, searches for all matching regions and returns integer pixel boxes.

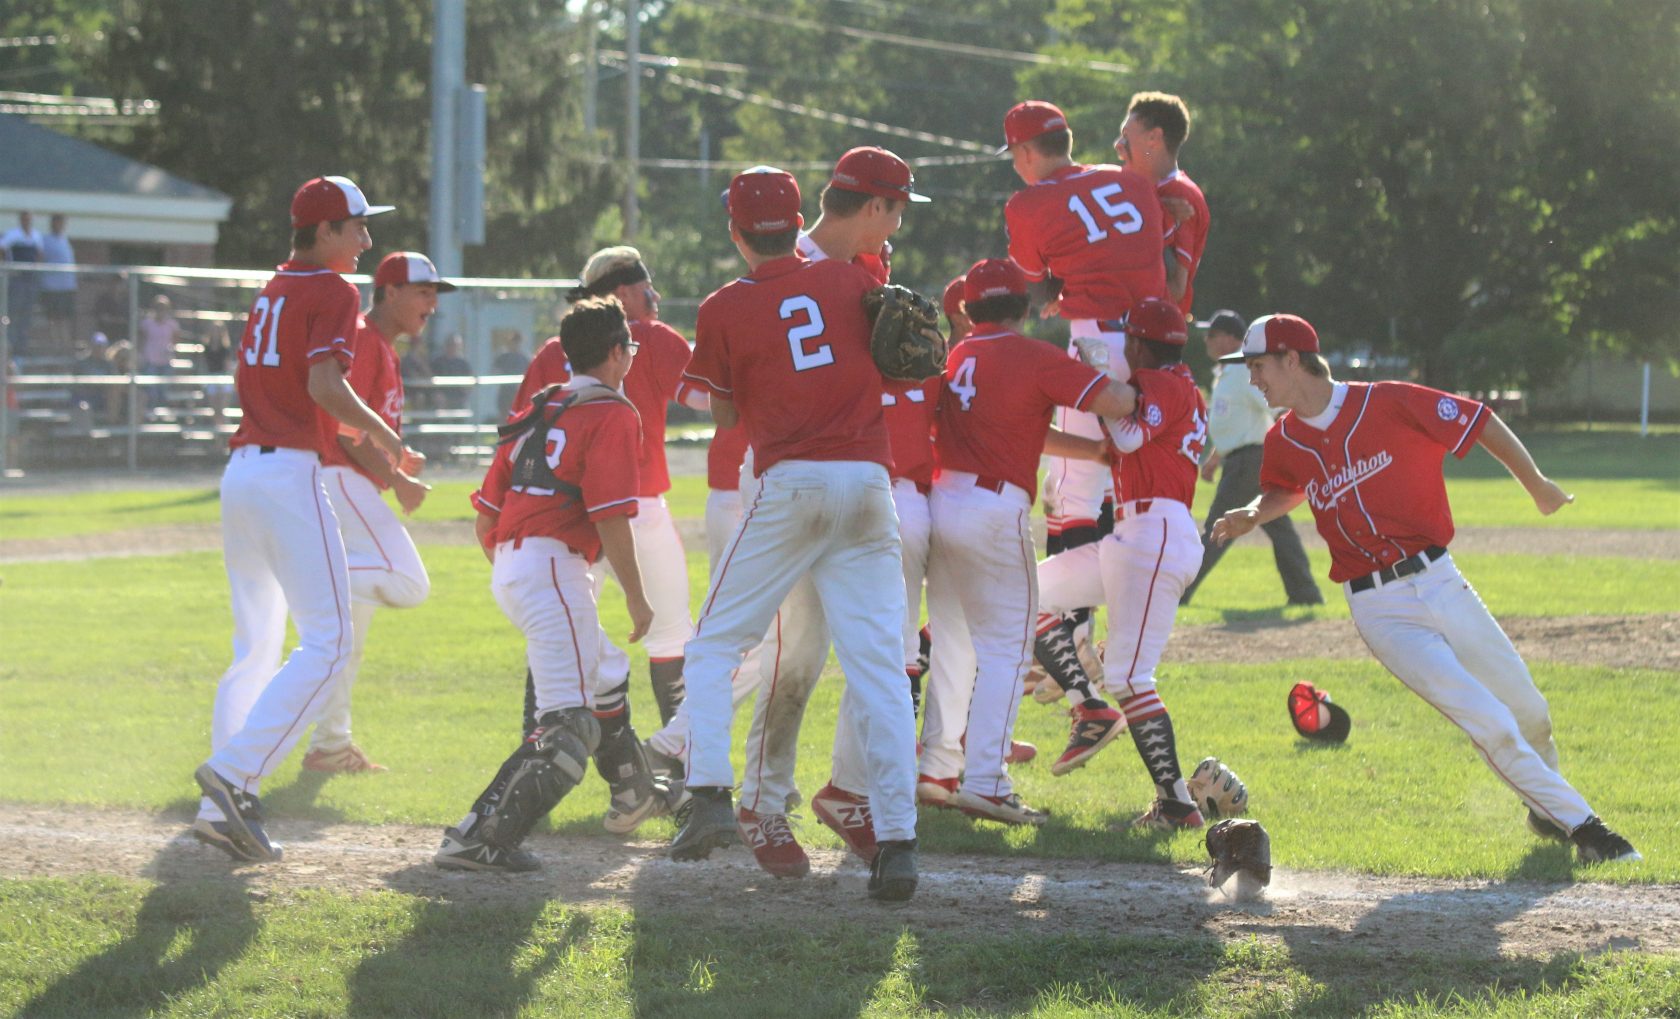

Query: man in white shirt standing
[39,215,77,349]
[1181,310,1322,606]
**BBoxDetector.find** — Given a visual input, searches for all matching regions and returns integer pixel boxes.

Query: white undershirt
[1297,382,1349,431]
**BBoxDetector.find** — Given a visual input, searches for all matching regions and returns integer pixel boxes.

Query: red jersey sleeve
[582,405,643,521]
[1004,196,1048,281]
[306,280,359,369]
[472,442,512,516]
[510,338,570,417]
[1034,345,1107,410]
[1393,384,1490,458]
[1259,422,1306,492]
[683,296,733,396]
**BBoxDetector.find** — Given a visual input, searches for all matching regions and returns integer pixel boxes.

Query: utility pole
[430,0,463,284]
[624,0,640,239]
[583,0,598,134]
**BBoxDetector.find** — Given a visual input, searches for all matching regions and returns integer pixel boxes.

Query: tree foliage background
[8,0,1678,386]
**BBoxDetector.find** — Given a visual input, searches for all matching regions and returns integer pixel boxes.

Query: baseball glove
[862,284,947,381]
[1186,756,1250,819]
[1205,818,1271,897]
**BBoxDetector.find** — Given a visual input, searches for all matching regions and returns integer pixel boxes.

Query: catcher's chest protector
[501,383,633,495]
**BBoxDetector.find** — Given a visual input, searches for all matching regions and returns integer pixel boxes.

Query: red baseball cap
[999,100,1069,153]
[291,175,395,229]
[942,276,967,322]
[727,167,804,234]
[963,258,1027,306]
[829,147,931,204]
[1224,313,1320,362]
[1126,297,1189,345]
[1289,681,1351,743]
[374,252,457,292]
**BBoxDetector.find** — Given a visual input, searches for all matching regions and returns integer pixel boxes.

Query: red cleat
[737,807,810,879]
[811,783,878,863]
[916,774,958,808]
[1005,740,1038,765]
[1051,702,1125,776]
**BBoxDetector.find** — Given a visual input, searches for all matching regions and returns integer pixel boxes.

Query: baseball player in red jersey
[301,252,448,773]
[1115,92,1208,316]
[1212,315,1640,864]
[193,176,413,863]
[726,148,931,879]
[941,274,972,341]
[435,297,656,872]
[1002,100,1168,537]
[919,258,1131,824]
[1033,297,1210,828]
[669,167,920,902]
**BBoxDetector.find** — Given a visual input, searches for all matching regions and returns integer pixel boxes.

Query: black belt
[1349,545,1447,593]
[259,445,277,454]
[1097,319,1125,334]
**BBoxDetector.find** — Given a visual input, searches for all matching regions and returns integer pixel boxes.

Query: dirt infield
[0,804,1672,960]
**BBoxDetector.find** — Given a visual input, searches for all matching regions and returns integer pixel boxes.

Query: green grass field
[1,427,1677,1017]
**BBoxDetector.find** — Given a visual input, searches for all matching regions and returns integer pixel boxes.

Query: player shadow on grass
[19,826,259,1018]
[1224,842,1585,1011]
[342,885,590,1019]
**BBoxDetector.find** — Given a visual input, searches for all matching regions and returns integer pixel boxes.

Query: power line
[601,52,996,153]
[679,0,1130,75]
[600,48,1015,98]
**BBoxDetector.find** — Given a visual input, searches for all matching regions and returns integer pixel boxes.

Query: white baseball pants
[491,537,623,718]
[923,472,1037,798]
[893,480,931,668]
[1044,320,1130,530]
[633,495,694,660]
[204,446,354,811]
[1039,499,1203,699]
[1348,552,1593,831]
[308,466,430,754]
[683,459,917,841]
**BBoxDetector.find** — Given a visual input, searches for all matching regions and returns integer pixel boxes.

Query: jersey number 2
[780,295,834,372]
[1068,183,1143,243]
[243,296,286,367]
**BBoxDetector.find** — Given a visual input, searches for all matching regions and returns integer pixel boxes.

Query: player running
[1212,314,1640,864]
[193,176,412,863]
[435,297,655,872]
[669,167,920,902]
[301,252,447,773]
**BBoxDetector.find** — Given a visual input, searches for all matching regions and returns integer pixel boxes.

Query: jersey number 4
[243,295,286,367]
[780,295,834,372]
[949,356,978,411]
[1068,184,1143,244]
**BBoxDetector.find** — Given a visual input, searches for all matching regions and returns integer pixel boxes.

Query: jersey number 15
[1068,184,1143,244]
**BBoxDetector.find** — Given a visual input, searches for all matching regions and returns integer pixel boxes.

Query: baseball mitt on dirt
[862,284,947,381]
[1186,756,1250,819]
[1205,818,1271,899]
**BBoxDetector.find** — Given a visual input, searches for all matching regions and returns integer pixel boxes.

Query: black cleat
[868,838,919,902]
[669,786,737,861]
[1571,815,1641,864]
[193,765,282,862]
[433,827,541,872]
[191,817,284,862]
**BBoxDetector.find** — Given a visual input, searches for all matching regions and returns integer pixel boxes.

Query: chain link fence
[0,262,582,473]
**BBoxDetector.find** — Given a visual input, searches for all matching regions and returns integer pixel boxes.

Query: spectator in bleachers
[4,356,19,473]
[491,330,529,418]
[139,294,180,412]
[40,215,76,349]
[430,332,472,409]
[399,334,434,412]
[202,321,233,425]
[70,337,115,423]
[105,339,134,424]
[1,212,45,356]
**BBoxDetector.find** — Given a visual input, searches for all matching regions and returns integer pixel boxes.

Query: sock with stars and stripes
[1120,691,1190,804]
[1033,615,1104,705]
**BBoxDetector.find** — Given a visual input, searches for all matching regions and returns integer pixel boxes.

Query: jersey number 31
[242,295,286,367]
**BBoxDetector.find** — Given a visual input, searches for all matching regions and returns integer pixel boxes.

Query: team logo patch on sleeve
[1436,397,1460,421]
[1145,404,1164,427]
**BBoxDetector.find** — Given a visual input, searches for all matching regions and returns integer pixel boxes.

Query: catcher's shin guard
[648,658,686,726]
[473,707,601,849]
[1033,618,1101,704]
[594,685,663,828]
